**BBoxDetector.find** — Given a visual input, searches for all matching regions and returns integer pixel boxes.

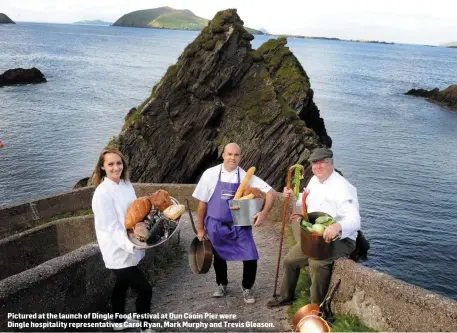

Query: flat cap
[308,147,333,162]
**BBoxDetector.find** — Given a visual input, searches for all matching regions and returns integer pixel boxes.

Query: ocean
[1,22,456,300]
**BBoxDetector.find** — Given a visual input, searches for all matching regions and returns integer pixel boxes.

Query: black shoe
[266,297,295,308]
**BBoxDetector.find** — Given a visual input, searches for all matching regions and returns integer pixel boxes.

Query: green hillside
[0,13,15,24]
[113,7,263,34]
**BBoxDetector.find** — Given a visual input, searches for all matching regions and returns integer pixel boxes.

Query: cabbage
[315,215,333,224]
[300,220,313,228]
[311,223,326,235]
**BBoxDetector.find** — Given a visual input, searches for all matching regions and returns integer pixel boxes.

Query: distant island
[266,33,394,45]
[112,6,263,34]
[441,41,457,48]
[73,20,112,26]
[0,13,15,24]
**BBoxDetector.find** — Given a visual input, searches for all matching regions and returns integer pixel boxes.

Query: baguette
[239,193,255,200]
[234,167,256,199]
[124,197,152,229]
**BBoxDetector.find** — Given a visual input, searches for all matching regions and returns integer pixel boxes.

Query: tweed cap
[308,147,333,162]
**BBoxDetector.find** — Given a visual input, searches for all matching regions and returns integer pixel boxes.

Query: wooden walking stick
[272,164,305,297]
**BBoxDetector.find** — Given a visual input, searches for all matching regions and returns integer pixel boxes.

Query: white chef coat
[192,164,272,203]
[296,171,360,241]
[92,177,145,269]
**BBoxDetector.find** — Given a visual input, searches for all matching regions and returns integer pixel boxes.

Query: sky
[1,0,457,45]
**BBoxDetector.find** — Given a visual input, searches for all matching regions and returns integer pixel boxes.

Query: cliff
[0,13,15,24]
[112,6,263,34]
[110,9,331,190]
[406,84,457,111]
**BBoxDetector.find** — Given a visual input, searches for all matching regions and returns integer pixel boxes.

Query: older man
[192,143,276,304]
[268,147,360,307]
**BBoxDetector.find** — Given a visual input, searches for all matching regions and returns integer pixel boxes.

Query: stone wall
[0,187,94,239]
[0,235,180,332]
[0,216,95,280]
[330,259,457,332]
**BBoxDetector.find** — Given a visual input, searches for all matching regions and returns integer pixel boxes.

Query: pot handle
[185,198,198,235]
[319,279,341,309]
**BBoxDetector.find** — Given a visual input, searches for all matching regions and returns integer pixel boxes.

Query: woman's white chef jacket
[92,177,145,269]
[192,164,272,202]
[296,170,360,241]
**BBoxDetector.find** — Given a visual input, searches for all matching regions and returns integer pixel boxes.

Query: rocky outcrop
[406,85,457,111]
[73,177,90,189]
[0,13,15,24]
[0,68,46,87]
[111,9,331,190]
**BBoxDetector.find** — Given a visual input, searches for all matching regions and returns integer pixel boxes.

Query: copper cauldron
[186,199,213,274]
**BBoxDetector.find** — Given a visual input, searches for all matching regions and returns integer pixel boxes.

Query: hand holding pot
[323,223,341,242]
[197,228,206,241]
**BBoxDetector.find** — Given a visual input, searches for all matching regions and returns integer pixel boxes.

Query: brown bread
[124,196,152,229]
[149,189,172,212]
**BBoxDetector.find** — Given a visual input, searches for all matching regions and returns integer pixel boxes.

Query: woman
[92,148,152,332]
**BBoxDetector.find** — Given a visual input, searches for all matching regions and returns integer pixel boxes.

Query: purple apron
[204,166,259,261]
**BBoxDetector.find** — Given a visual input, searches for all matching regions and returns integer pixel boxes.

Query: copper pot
[186,199,213,274]
[300,212,335,260]
[295,315,330,332]
[293,279,341,331]
[293,303,320,328]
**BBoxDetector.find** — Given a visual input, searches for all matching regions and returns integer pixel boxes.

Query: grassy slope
[113,7,262,34]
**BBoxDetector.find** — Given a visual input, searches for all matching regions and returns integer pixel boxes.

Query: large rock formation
[0,13,15,24]
[406,85,457,111]
[0,68,46,87]
[111,9,331,190]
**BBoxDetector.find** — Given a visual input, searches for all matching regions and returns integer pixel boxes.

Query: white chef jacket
[192,164,272,203]
[296,171,360,241]
[92,177,145,269]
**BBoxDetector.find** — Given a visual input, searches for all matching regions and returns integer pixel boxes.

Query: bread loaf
[150,189,172,212]
[234,167,256,199]
[242,186,264,199]
[124,197,152,229]
[163,204,185,220]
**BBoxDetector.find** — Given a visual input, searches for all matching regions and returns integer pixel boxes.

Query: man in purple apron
[192,143,276,304]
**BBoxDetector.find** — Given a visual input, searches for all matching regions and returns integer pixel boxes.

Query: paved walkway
[128,212,293,332]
